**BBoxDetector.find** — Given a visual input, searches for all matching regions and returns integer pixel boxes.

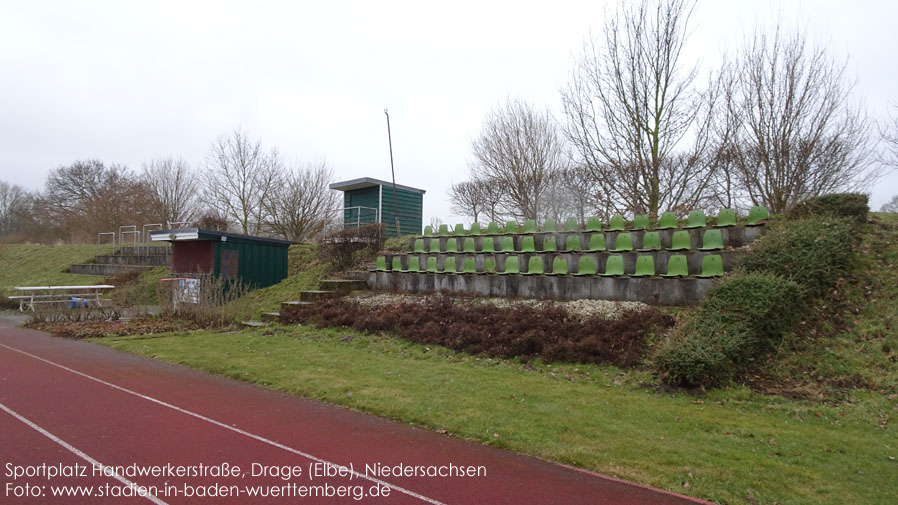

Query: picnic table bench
[8,285,115,312]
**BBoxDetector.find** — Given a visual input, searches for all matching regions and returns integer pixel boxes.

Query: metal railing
[97,232,116,257]
[142,223,163,255]
[322,206,379,239]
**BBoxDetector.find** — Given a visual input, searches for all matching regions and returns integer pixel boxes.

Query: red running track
[0,320,715,504]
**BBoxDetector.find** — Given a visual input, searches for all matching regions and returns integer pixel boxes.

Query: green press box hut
[149,228,290,289]
[329,177,426,237]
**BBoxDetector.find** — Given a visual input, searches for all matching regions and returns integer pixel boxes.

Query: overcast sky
[2,0,896,226]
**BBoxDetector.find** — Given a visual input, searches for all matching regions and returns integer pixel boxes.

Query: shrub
[318,224,384,272]
[282,294,674,366]
[788,193,869,223]
[739,217,855,298]
[656,272,803,387]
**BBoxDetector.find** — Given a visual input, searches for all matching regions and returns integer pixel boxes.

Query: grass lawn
[0,243,111,299]
[97,325,897,505]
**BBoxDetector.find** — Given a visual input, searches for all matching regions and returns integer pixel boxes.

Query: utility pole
[384,109,401,237]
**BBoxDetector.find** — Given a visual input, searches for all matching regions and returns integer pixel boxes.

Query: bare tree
[719,24,876,213]
[263,160,338,242]
[561,0,717,219]
[448,180,485,224]
[142,157,199,226]
[879,105,898,170]
[203,128,282,235]
[881,194,898,213]
[0,181,28,238]
[470,97,568,220]
[39,160,152,242]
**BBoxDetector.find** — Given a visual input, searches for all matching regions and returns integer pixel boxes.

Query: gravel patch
[351,293,648,321]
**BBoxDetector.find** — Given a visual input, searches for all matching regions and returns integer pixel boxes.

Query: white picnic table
[9,285,115,312]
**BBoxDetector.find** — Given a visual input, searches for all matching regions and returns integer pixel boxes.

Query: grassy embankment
[96,214,898,505]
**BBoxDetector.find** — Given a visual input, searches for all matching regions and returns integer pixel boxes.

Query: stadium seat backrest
[481,237,496,253]
[640,231,661,251]
[463,237,476,253]
[502,255,520,274]
[608,215,626,231]
[524,219,537,234]
[391,256,402,271]
[407,256,420,272]
[748,206,769,225]
[670,230,692,251]
[526,256,544,275]
[698,254,724,277]
[577,256,597,276]
[423,225,433,237]
[483,256,497,274]
[414,239,425,253]
[439,224,450,236]
[543,236,558,252]
[564,217,579,232]
[565,235,581,252]
[586,216,602,232]
[463,257,477,274]
[699,229,723,251]
[588,233,606,252]
[542,218,558,233]
[602,255,625,276]
[715,208,737,227]
[633,255,655,277]
[521,236,536,253]
[632,214,650,230]
[500,236,515,253]
[658,212,678,229]
[685,210,706,229]
[487,221,501,235]
[664,255,689,277]
[426,256,438,273]
[611,232,633,251]
[551,256,568,275]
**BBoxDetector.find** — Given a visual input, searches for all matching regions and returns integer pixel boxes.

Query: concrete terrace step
[319,279,367,292]
[241,321,267,327]
[281,300,314,308]
[342,270,369,281]
[94,254,170,266]
[261,312,280,322]
[68,264,155,276]
[300,290,337,302]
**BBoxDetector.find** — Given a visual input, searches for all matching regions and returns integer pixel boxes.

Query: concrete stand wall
[368,271,715,306]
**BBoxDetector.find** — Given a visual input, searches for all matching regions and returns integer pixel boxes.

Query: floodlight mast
[384,108,401,238]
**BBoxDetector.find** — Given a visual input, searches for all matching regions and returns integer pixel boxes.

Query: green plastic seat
[661,254,689,277]
[587,233,606,252]
[600,255,625,276]
[445,238,458,253]
[391,256,402,272]
[698,229,723,251]
[632,214,650,230]
[523,219,537,234]
[470,222,484,235]
[550,256,568,276]
[500,236,515,253]
[499,255,520,275]
[406,256,421,272]
[504,221,518,234]
[574,256,597,276]
[542,218,558,233]
[423,225,434,237]
[747,205,769,226]
[462,257,477,274]
[438,224,450,236]
[482,256,497,274]
[669,230,692,251]
[414,239,425,253]
[657,212,678,230]
[481,237,496,253]
[697,254,724,278]
[610,232,633,252]
[632,255,655,277]
[452,223,466,236]
[586,216,602,232]
[639,231,662,251]
[684,210,706,229]
[524,256,544,275]
[521,236,536,253]
[463,237,476,253]
[564,235,581,252]
[608,215,626,231]
[429,238,441,253]
[374,256,387,272]
[715,208,736,227]
[425,256,438,273]
[442,256,457,274]
[542,236,558,252]
[564,217,579,232]
[486,221,501,235]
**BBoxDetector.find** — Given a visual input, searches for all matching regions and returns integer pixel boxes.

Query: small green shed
[149,228,290,290]
[329,177,426,237]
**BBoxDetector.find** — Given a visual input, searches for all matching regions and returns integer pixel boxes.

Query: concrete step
[319,279,367,292]
[94,254,170,266]
[342,270,369,281]
[68,264,155,276]
[261,312,280,322]
[241,321,267,327]
[299,290,338,302]
[280,300,314,309]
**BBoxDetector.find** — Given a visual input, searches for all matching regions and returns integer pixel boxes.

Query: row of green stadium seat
[423,207,768,237]
[415,229,725,254]
[374,254,724,278]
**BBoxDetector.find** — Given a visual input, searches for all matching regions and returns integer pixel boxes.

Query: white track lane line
[0,401,169,505]
[0,342,448,505]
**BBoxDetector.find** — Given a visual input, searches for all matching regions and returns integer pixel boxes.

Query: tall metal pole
[384,109,401,237]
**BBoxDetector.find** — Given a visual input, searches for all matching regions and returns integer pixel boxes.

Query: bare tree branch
[142,156,199,226]
[263,160,338,242]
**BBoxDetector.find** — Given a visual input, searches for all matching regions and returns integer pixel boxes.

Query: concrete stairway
[257,271,370,323]
[69,249,171,276]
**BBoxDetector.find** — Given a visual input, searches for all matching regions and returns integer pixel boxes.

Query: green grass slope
[0,244,111,299]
